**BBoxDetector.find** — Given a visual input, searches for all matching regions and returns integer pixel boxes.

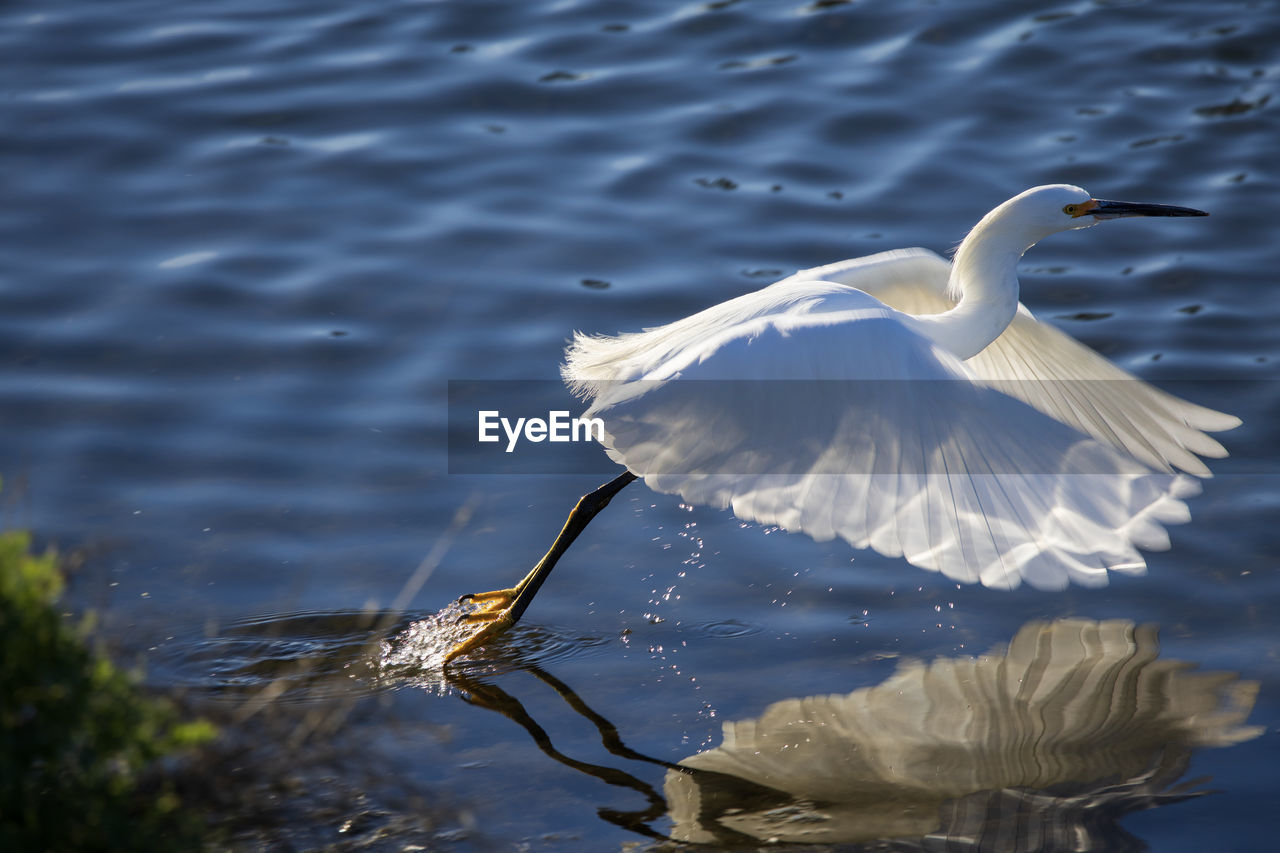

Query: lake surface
[4,0,1278,849]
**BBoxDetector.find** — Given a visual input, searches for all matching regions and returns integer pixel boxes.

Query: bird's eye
[1063,204,1077,216]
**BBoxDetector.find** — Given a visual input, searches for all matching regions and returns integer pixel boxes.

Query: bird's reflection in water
[437,619,1259,850]
[663,619,1260,849]
[444,664,682,840]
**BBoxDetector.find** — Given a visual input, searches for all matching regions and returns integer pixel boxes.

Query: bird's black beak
[1089,198,1208,220]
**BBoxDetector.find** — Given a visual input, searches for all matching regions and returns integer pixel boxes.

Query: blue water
[4,0,1278,848]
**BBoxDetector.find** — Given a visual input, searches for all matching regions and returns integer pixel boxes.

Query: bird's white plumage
[562,186,1237,589]
[787,249,1238,475]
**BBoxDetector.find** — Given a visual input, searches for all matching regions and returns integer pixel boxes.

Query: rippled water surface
[5,0,1279,849]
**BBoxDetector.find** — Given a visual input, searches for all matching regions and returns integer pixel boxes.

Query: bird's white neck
[910,208,1038,361]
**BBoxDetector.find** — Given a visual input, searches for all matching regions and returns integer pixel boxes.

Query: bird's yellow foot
[458,587,517,616]
[443,588,521,664]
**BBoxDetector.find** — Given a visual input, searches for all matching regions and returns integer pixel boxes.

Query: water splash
[379,601,614,686]
[376,599,479,685]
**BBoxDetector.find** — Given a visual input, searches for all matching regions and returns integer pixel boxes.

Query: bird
[445,184,1237,663]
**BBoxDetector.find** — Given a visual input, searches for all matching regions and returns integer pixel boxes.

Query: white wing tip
[1193,410,1243,433]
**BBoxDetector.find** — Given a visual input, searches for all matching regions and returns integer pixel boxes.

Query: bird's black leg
[444,470,638,663]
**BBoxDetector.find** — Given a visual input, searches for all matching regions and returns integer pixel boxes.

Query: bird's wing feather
[585,292,1196,590]
[782,248,1240,475]
[563,277,880,397]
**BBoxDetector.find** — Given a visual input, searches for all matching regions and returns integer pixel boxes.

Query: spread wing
[783,249,1240,476]
[563,276,877,396]
[581,288,1197,590]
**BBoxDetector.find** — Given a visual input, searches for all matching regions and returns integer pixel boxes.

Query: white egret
[446,185,1236,662]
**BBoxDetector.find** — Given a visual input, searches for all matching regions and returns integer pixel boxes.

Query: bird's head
[995,184,1208,240]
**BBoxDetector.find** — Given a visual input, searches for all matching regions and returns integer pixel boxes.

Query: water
[4,0,1278,848]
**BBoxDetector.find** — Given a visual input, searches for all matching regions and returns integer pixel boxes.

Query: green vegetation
[0,525,214,852]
